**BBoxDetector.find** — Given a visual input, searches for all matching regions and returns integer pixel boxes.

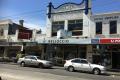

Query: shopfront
[0,42,41,61]
[38,38,91,66]
[91,39,120,69]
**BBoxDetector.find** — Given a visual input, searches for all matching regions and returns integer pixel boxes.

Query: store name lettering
[94,16,119,21]
[111,39,120,43]
[48,40,69,44]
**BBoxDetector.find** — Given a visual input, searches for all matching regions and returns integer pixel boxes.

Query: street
[0,63,120,80]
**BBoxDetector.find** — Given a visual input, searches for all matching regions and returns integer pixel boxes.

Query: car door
[71,59,81,70]
[80,60,91,71]
[24,56,31,65]
[30,56,38,66]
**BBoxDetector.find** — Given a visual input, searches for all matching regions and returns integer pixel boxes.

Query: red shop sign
[100,39,120,44]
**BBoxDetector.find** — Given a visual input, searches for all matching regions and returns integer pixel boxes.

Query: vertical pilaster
[86,45,93,63]
[41,45,45,59]
[46,2,53,37]
[103,21,109,35]
[32,29,37,41]
[64,20,68,31]
[3,47,8,58]
[16,30,19,41]
[117,20,120,34]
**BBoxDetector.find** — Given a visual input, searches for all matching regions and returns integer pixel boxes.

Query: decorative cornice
[52,0,84,9]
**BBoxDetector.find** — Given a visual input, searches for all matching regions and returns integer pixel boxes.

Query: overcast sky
[0,0,120,32]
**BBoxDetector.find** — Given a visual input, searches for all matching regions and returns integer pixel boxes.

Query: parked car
[49,57,65,66]
[0,57,12,62]
[17,55,53,68]
[64,58,106,75]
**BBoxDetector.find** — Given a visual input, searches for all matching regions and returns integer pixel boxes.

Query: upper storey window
[52,21,64,36]
[96,22,102,34]
[68,19,83,36]
[109,21,117,34]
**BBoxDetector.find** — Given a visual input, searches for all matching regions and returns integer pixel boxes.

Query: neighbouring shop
[91,39,120,69]
[25,45,43,57]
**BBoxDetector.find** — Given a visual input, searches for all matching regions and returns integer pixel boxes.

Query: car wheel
[68,66,74,72]
[93,68,101,75]
[38,63,43,68]
[20,62,25,67]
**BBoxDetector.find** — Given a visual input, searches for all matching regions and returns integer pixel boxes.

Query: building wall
[86,45,93,62]
[91,12,120,38]
[0,20,12,40]
[0,19,38,42]
[46,0,92,38]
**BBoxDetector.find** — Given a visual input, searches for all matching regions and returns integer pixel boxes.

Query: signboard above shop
[94,15,119,21]
[100,39,120,44]
[18,29,32,39]
[37,38,91,44]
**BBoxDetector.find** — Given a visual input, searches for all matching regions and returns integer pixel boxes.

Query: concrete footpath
[107,70,120,76]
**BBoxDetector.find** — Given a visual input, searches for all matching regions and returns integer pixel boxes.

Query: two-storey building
[37,0,120,69]
[90,12,120,69]
[0,19,41,59]
[37,0,92,65]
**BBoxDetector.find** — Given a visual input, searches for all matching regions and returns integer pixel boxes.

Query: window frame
[109,20,117,34]
[80,60,88,64]
[30,56,37,60]
[71,59,81,63]
[96,22,102,34]
[25,56,31,59]
[68,19,83,36]
[52,21,65,36]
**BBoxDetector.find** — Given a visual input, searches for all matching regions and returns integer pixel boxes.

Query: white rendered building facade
[46,0,92,38]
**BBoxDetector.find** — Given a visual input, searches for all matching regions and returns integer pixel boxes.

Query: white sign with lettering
[38,38,91,44]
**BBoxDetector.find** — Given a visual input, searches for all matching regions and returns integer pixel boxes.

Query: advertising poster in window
[18,29,32,39]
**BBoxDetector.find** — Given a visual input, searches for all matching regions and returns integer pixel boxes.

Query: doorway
[112,52,120,69]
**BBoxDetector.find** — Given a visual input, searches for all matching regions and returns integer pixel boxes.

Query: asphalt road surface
[0,63,120,80]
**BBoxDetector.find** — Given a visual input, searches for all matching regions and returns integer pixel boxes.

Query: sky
[0,0,120,33]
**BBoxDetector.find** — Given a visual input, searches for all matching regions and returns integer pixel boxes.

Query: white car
[64,58,106,75]
[17,55,53,68]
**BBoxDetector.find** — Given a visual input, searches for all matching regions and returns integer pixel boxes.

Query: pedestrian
[16,51,22,63]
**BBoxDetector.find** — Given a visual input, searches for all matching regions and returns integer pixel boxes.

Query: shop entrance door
[112,52,120,69]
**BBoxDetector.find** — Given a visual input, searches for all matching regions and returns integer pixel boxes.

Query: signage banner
[91,39,99,44]
[38,38,91,44]
[100,39,120,44]
[18,29,32,39]
[0,42,9,46]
